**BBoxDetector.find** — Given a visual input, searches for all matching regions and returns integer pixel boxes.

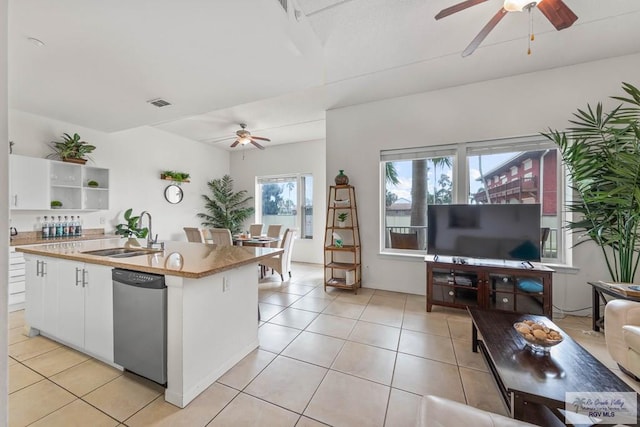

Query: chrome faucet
[138,211,164,250]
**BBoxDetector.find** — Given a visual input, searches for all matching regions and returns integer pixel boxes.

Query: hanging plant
[161,170,191,183]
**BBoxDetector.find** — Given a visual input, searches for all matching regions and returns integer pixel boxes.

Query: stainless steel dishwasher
[112,268,167,385]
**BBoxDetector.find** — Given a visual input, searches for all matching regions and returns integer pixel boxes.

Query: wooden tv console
[425,256,553,317]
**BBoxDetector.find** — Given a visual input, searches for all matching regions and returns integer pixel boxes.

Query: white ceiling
[9,0,640,150]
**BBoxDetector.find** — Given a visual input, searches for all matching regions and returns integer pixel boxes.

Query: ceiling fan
[229,123,270,150]
[435,0,578,57]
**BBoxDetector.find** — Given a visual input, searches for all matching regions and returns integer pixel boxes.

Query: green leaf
[198,174,254,234]
[541,82,640,282]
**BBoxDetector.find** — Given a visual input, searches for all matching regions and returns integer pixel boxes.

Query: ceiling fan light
[503,0,540,12]
[240,136,251,145]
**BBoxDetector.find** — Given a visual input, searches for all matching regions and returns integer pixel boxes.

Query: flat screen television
[427,204,541,262]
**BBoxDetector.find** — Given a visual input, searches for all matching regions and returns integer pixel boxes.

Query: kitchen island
[17,238,283,408]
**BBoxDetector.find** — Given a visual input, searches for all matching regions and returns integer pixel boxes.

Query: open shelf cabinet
[324,185,361,293]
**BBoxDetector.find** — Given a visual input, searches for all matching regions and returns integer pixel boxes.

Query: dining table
[233,235,280,247]
[233,235,282,279]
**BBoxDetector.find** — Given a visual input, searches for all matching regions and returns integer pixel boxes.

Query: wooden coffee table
[468,308,638,426]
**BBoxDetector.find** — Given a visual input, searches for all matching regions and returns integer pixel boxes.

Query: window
[256,174,313,239]
[381,147,456,252]
[381,136,565,263]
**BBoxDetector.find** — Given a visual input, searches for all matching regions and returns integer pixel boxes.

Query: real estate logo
[565,392,637,425]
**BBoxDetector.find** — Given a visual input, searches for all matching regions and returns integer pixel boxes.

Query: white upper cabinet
[9,155,50,209]
[10,155,109,211]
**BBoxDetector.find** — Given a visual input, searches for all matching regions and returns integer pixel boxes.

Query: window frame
[380,136,568,264]
[255,173,313,239]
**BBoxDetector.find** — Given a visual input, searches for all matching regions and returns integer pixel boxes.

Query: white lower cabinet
[24,255,58,334]
[83,264,114,360]
[26,257,114,362]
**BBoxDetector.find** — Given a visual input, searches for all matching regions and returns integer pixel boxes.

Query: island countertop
[15,238,283,279]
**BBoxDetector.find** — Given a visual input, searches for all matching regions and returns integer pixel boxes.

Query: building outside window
[381,136,565,263]
[255,174,313,239]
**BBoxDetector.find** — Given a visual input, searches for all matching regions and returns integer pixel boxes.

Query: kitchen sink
[81,248,160,258]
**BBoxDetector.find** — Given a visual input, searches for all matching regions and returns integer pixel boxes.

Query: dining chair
[266,224,282,248]
[183,227,204,243]
[262,228,297,280]
[390,231,419,249]
[207,228,232,247]
[249,223,263,237]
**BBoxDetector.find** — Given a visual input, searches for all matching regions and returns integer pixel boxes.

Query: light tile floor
[7,262,640,426]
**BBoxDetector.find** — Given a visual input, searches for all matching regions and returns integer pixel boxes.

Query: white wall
[326,53,640,314]
[9,110,229,242]
[230,140,326,264]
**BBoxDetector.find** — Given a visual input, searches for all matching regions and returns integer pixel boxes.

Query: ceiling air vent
[147,98,171,108]
[276,0,287,12]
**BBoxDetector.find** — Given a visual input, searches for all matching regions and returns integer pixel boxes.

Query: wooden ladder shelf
[324,185,361,293]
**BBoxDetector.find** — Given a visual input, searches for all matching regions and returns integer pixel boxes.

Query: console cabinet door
[56,259,85,348]
[9,155,50,210]
[84,264,114,362]
[24,256,44,330]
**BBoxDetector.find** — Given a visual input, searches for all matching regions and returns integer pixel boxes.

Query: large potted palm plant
[198,175,254,235]
[542,82,640,283]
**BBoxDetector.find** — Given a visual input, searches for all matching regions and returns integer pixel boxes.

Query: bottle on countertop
[76,216,83,236]
[63,216,69,237]
[69,216,76,237]
[49,216,56,238]
[42,216,50,239]
[56,216,63,238]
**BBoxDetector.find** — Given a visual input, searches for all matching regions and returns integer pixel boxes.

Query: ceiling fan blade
[250,139,265,150]
[251,136,271,142]
[537,0,578,31]
[230,139,240,148]
[435,0,488,20]
[462,7,508,57]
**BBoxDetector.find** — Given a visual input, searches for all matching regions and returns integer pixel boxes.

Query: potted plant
[48,133,96,164]
[197,174,254,235]
[50,200,63,209]
[161,170,190,183]
[115,208,149,238]
[542,82,640,283]
[337,212,349,227]
[87,180,99,188]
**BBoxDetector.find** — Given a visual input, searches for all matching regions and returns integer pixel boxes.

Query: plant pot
[63,157,87,165]
[335,170,349,185]
[337,221,346,228]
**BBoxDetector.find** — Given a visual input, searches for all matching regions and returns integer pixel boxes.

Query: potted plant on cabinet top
[542,82,640,283]
[48,133,96,164]
[197,174,253,235]
[337,212,349,228]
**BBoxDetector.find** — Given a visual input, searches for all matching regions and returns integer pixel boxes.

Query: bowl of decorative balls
[514,320,563,352]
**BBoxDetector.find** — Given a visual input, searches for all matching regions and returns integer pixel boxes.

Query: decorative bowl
[513,321,563,352]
